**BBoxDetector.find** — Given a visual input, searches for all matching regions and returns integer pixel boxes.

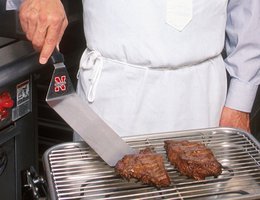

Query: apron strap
[78,49,104,103]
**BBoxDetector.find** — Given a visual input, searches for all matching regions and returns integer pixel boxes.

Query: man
[17,0,260,136]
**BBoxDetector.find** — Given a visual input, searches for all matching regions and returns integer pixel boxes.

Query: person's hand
[19,0,68,64]
[219,106,251,133]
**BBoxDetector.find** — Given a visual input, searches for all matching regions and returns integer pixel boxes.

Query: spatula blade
[46,49,135,166]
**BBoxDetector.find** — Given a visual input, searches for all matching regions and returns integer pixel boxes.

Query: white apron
[76,0,228,138]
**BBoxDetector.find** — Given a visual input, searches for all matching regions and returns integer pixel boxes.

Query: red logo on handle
[54,76,67,92]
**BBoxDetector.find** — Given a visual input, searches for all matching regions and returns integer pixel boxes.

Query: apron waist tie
[78,49,103,103]
[77,49,222,103]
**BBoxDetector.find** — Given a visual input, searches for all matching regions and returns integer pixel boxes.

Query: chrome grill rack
[43,127,260,200]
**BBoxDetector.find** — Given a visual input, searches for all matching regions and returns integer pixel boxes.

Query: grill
[43,127,260,200]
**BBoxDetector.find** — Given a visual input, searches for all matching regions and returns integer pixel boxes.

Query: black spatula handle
[50,48,64,64]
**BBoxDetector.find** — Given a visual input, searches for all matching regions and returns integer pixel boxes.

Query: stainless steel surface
[46,58,135,167]
[43,127,260,200]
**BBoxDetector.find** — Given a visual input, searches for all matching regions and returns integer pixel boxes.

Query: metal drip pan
[43,127,260,200]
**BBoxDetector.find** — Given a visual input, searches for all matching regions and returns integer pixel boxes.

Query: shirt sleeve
[6,0,22,10]
[224,0,260,113]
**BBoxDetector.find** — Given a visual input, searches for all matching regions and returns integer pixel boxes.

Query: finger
[57,18,68,46]
[19,4,29,34]
[26,8,39,40]
[31,17,48,51]
[39,23,62,64]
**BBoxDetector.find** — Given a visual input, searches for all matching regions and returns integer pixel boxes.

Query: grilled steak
[115,148,171,188]
[164,140,222,180]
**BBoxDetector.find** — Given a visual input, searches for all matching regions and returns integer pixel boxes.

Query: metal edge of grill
[42,127,260,200]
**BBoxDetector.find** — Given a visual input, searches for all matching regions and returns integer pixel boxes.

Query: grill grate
[43,128,260,200]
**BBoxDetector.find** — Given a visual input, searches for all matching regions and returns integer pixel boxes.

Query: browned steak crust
[164,140,222,180]
[115,148,171,188]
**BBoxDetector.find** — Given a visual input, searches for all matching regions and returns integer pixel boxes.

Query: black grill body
[0,38,40,200]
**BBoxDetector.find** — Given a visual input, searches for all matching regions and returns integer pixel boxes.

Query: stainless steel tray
[43,127,260,200]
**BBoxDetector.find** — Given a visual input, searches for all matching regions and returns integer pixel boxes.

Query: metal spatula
[46,48,135,166]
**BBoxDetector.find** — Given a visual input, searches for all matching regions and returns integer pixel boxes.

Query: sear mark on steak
[164,140,222,180]
[115,148,171,188]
